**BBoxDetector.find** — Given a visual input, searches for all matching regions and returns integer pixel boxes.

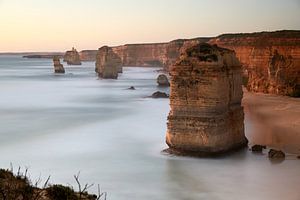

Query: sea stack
[157,74,170,86]
[95,46,122,79]
[53,56,65,73]
[166,43,247,156]
[63,47,82,65]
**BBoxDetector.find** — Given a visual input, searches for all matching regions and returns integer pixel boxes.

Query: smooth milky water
[0,55,299,200]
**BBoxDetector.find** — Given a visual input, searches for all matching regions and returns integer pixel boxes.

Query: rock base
[163,138,248,157]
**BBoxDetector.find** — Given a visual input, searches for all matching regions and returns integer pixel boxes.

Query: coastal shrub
[46,185,78,200]
[0,167,105,200]
[0,168,35,200]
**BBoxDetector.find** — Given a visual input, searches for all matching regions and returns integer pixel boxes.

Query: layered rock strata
[95,46,122,79]
[63,47,82,65]
[209,31,300,96]
[166,43,247,155]
[53,56,65,73]
[94,30,299,96]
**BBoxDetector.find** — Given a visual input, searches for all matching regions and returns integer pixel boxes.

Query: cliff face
[63,47,82,65]
[166,43,247,155]
[95,46,122,79]
[79,50,98,61]
[93,30,299,96]
[110,38,210,70]
[209,31,300,96]
[112,43,168,67]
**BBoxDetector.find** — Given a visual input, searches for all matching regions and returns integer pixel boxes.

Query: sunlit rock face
[108,31,300,96]
[209,31,300,97]
[53,56,65,73]
[166,43,247,155]
[95,46,122,79]
[63,47,82,65]
[79,50,98,61]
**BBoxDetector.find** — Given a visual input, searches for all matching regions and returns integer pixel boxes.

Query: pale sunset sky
[0,0,299,52]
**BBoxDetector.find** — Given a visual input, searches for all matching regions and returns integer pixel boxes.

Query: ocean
[0,55,299,200]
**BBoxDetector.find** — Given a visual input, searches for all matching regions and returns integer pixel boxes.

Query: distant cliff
[94,30,299,96]
[110,38,210,69]
[79,50,98,61]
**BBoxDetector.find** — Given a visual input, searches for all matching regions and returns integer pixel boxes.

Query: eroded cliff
[209,31,300,96]
[95,30,299,96]
[166,43,247,155]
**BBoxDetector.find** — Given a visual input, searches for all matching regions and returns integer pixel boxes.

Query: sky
[0,0,299,52]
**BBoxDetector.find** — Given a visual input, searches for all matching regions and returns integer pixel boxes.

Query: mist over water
[0,55,299,200]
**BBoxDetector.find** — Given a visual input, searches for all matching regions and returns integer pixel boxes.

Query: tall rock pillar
[166,43,247,155]
[95,46,122,79]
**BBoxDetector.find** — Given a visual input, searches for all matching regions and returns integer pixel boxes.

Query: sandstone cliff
[63,47,82,65]
[110,38,210,70]
[93,30,299,96]
[166,43,247,155]
[95,46,122,79]
[79,50,98,61]
[209,31,300,96]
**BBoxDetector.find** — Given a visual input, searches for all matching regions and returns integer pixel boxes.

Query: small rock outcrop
[127,86,136,90]
[166,43,247,155]
[63,47,82,65]
[251,145,266,152]
[151,91,169,98]
[268,149,285,159]
[53,56,65,73]
[157,74,170,86]
[95,46,122,79]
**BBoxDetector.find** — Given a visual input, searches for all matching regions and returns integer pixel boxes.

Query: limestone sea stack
[166,43,247,156]
[53,56,65,73]
[63,47,82,65]
[95,46,122,79]
[157,74,170,86]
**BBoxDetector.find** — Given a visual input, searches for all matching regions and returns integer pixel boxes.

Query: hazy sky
[0,0,299,52]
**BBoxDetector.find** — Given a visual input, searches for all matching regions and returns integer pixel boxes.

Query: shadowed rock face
[166,43,247,155]
[53,56,65,73]
[63,47,82,65]
[157,74,170,86]
[95,46,122,79]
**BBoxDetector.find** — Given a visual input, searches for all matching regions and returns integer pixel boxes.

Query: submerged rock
[63,47,82,65]
[53,56,65,73]
[166,43,247,156]
[268,149,285,159]
[127,86,136,90]
[251,145,266,152]
[157,74,170,86]
[95,46,122,79]
[151,91,169,98]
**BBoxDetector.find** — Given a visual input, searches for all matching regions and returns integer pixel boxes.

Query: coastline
[243,90,300,154]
